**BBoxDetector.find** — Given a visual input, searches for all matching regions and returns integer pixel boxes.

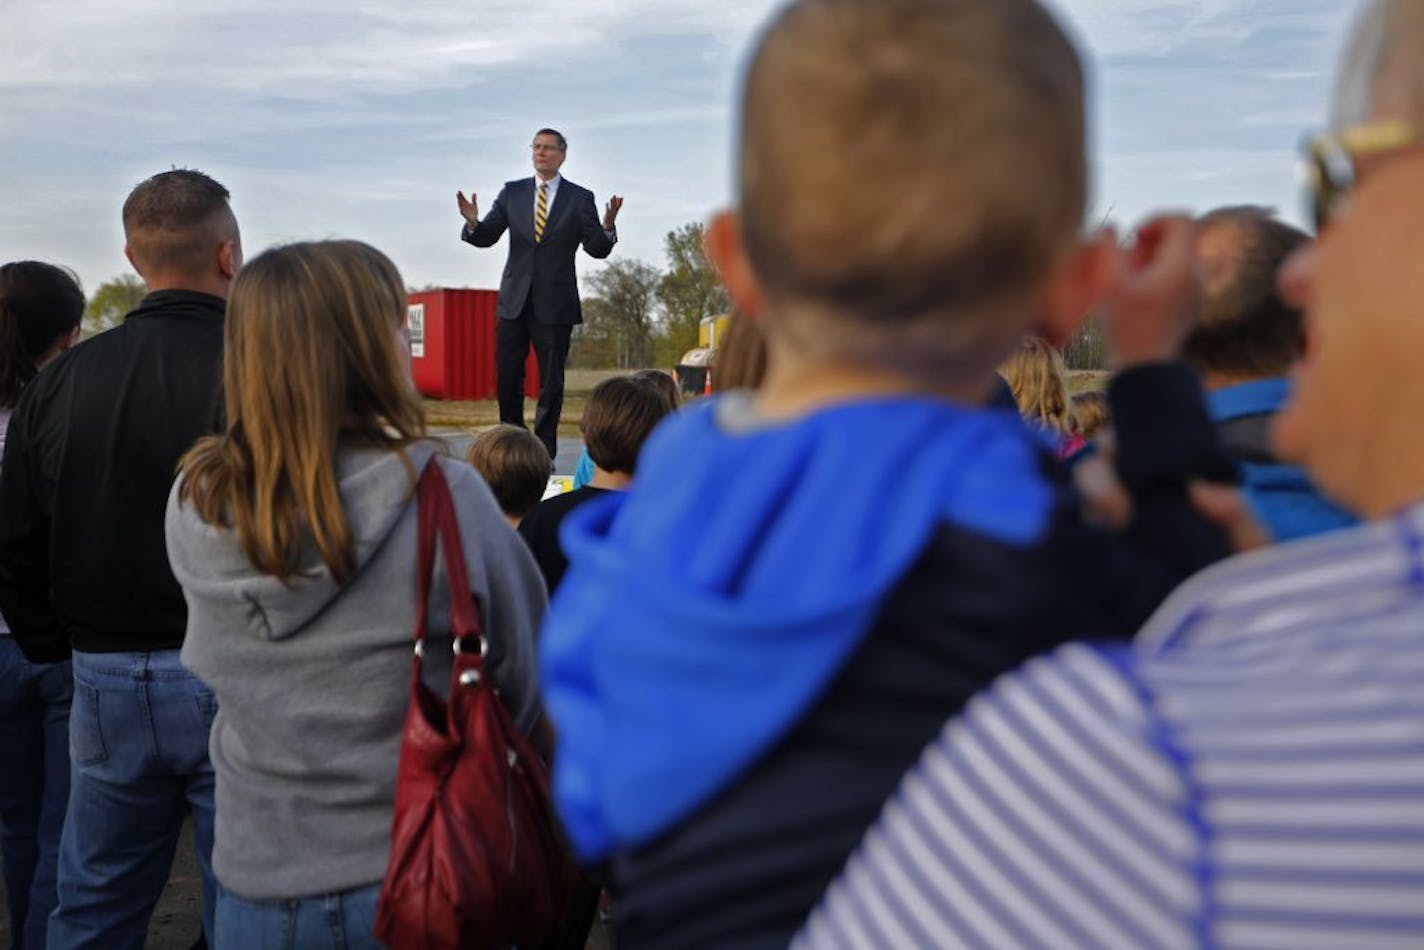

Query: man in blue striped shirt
[798,0,1424,945]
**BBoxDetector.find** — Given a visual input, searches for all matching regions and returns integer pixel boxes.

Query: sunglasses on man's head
[1303,119,1417,232]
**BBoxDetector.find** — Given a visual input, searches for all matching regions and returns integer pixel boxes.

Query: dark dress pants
[496,298,572,461]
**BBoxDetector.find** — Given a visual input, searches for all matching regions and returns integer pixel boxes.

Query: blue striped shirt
[797,508,1424,948]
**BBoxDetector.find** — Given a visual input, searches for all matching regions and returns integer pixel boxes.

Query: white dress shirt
[533,172,616,241]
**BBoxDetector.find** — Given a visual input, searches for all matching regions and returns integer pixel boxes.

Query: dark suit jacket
[461,176,615,325]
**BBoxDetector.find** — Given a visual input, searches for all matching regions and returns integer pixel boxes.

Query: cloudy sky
[0,0,1357,298]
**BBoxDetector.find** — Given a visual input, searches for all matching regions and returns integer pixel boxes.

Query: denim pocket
[194,689,218,730]
[70,681,107,766]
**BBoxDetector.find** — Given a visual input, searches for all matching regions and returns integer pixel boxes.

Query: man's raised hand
[1096,214,1202,369]
[603,195,624,231]
[456,191,480,228]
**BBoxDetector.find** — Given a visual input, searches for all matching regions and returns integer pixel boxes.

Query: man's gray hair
[1335,0,1424,126]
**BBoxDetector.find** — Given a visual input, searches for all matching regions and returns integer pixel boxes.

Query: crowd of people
[2,0,1423,946]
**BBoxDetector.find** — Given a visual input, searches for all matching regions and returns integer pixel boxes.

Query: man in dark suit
[458,128,623,460]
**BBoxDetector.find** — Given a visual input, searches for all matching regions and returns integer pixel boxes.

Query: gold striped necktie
[535,182,549,243]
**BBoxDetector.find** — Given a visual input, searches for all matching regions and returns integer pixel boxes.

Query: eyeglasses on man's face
[1303,118,1418,232]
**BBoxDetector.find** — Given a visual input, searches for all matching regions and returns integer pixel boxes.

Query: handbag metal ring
[453,636,489,658]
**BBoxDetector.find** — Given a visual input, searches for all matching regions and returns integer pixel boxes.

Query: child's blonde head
[1001,336,1074,435]
[737,0,1087,381]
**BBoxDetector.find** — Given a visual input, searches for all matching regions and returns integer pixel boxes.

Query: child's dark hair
[582,376,674,476]
[0,261,85,409]
[466,425,553,520]
[632,369,681,410]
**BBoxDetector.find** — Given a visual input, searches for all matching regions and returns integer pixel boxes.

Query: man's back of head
[1186,207,1309,387]
[734,0,1087,384]
[122,169,241,296]
[0,167,240,945]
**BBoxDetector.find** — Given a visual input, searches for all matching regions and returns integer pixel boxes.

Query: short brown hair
[534,128,568,150]
[1186,207,1308,379]
[467,425,552,519]
[739,0,1086,377]
[632,369,681,409]
[122,169,235,279]
[581,376,673,476]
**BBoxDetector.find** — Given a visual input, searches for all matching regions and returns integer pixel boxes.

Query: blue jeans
[0,637,72,950]
[215,882,383,950]
[48,650,217,950]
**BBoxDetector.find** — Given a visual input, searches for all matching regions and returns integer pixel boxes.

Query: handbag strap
[414,458,487,665]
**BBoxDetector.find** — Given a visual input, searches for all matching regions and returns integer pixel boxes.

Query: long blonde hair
[1000,335,1074,435]
[179,240,426,585]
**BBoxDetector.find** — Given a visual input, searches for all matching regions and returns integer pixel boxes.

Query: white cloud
[1050,0,1348,59]
[0,1,778,94]
[0,0,1358,295]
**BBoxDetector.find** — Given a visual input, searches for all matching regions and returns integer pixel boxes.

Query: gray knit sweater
[168,442,546,900]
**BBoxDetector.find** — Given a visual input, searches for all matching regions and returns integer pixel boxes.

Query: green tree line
[570,221,730,369]
[81,274,145,338]
[80,221,732,371]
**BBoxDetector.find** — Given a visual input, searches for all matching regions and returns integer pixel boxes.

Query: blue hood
[539,395,1055,860]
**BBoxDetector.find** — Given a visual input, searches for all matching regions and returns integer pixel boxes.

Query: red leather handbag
[375,459,576,949]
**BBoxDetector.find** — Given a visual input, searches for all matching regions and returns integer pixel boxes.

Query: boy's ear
[705,210,764,318]
[1032,229,1116,348]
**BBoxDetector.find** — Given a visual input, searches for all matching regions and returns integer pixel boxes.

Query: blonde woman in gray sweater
[166,241,546,948]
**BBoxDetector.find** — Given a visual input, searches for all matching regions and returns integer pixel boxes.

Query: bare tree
[583,260,662,369]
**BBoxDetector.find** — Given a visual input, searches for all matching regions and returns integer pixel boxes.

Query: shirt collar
[1205,377,1291,423]
[535,173,562,192]
[134,289,227,317]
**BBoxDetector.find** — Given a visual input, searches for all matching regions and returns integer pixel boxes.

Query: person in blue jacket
[537,1,1240,946]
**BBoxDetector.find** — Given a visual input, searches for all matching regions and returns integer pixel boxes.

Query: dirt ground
[0,819,205,948]
[0,818,612,947]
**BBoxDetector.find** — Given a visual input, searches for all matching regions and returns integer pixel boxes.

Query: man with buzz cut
[799,1,1424,944]
[0,168,237,948]
[457,128,623,462]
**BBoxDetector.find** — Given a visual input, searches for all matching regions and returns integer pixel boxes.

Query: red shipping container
[406,289,539,401]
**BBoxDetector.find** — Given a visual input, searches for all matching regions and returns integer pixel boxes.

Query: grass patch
[423,368,636,434]
[1066,370,1109,394]
[423,367,1113,431]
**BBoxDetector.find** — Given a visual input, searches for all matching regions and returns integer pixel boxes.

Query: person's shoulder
[13,328,116,418]
[57,322,129,363]
[1135,516,1401,653]
[797,638,1191,949]
[534,486,605,520]
[560,178,595,199]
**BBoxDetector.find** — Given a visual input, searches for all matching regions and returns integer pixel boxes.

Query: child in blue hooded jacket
[540,1,1237,946]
